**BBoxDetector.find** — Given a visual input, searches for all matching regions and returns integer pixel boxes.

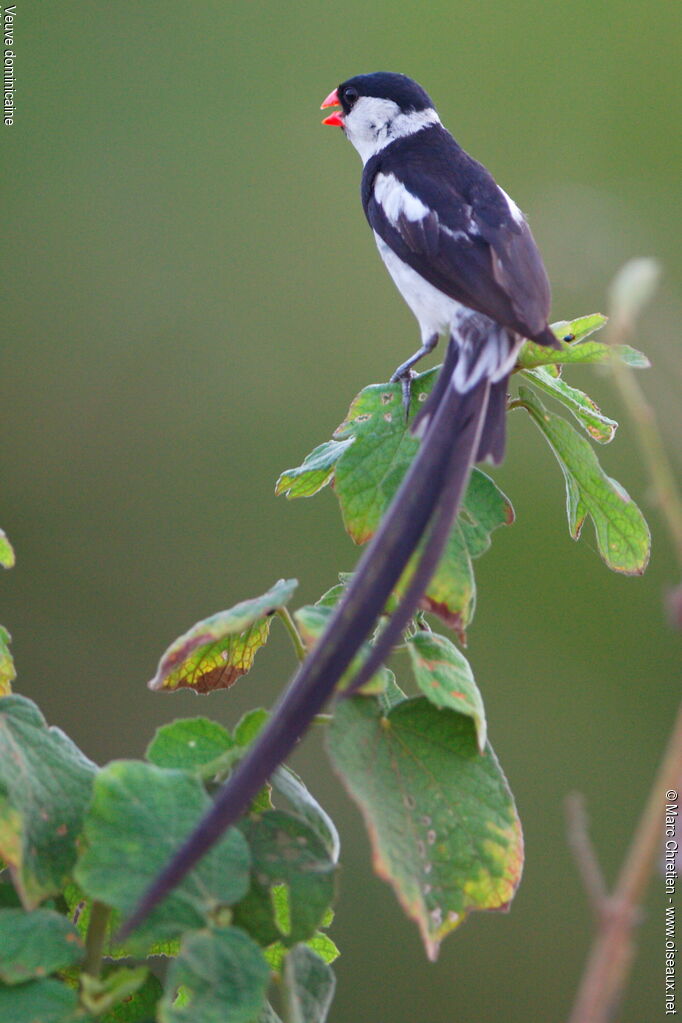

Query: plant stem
[569,264,682,1020]
[276,607,307,663]
[606,342,682,572]
[565,793,609,922]
[83,899,111,978]
[568,699,682,1022]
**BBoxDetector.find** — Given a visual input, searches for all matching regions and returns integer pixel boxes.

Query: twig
[568,701,682,1022]
[276,606,307,663]
[605,259,682,576]
[83,899,111,978]
[565,793,609,922]
[568,261,682,1021]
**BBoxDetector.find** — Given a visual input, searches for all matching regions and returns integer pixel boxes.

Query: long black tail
[119,353,490,939]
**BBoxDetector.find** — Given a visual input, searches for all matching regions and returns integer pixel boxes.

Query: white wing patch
[499,187,525,227]
[375,173,475,240]
[374,172,430,224]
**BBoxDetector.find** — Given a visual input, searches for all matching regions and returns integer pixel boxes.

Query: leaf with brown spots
[521,366,617,444]
[294,604,392,695]
[406,630,486,751]
[232,810,337,949]
[0,695,96,908]
[278,373,513,635]
[327,697,523,960]
[148,579,298,694]
[516,387,650,574]
[0,908,83,983]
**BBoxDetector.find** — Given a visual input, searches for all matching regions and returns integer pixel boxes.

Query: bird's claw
[390,369,416,422]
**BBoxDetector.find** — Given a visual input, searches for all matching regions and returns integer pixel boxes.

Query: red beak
[320,88,344,127]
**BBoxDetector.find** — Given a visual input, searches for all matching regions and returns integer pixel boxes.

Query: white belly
[374,232,518,390]
[374,232,468,341]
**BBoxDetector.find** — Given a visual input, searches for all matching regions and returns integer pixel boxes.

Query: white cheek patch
[374,172,430,224]
[344,98,441,164]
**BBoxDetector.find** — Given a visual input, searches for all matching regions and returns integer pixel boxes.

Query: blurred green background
[3,2,681,1019]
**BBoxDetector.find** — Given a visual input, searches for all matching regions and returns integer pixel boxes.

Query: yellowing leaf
[149,579,297,693]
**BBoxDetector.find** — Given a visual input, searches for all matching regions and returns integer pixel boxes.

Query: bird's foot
[390,369,416,421]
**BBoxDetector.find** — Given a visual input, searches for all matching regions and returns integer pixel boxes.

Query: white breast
[373,232,466,342]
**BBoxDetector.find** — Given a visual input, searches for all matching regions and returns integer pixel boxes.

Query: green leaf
[99,969,162,1022]
[314,582,347,608]
[271,767,340,863]
[0,908,83,983]
[283,946,336,1023]
[275,440,354,499]
[279,375,513,635]
[233,811,337,948]
[158,927,269,1023]
[520,338,651,369]
[305,931,339,967]
[517,386,651,574]
[263,928,339,976]
[75,761,251,949]
[81,966,152,1018]
[62,883,179,961]
[0,528,15,569]
[334,379,512,633]
[0,626,16,696]
[146,718,235,771]
[327,697,523,960]
[0,695,96,908]
[406,631,486,751]
[551,313,608,342]
[332,378,423,544]
[395,469,513,639]
[233,709,270,748]
[0,978,80,1023]
[517,312,649,370]
[148,579,298,693]
[0,878,22,909]
[521,366,617,443]
[293,605,390,695]
[379,673,407,714]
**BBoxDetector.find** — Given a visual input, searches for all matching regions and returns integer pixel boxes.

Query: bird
[119,72,559,938]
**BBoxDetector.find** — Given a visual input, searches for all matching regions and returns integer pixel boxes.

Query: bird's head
[321,72,440,164]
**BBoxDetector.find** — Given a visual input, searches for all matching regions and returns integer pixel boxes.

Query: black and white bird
[322,71,558,461]
[120,74,559,938]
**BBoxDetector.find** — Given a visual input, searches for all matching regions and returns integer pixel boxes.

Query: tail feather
[532,324,562,350]
[475,376,509,465]
[119,360,487,939]
[345,379,489,695]
[412,337,460,437]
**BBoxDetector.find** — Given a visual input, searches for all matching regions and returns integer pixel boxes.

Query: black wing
[362,127,554,344]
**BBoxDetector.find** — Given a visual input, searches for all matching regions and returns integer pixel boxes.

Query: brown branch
[565,793,609,922]
[568,701,682,1022]
[568,261,682,1021]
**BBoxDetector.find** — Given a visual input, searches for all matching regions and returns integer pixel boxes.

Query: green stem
[83,900,111,978]
[276,607,307,663]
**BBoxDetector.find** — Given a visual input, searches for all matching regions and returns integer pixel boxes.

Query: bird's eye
[344,87,359,107]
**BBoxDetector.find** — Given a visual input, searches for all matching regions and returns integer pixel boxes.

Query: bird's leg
[390,334,439,417]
